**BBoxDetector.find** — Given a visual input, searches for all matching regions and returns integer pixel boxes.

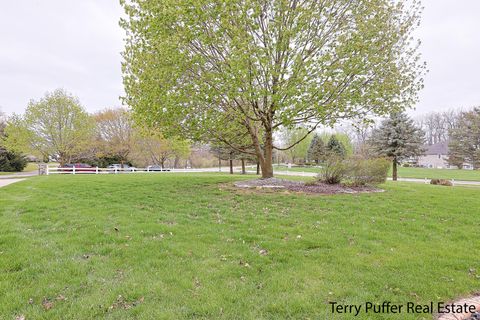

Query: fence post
[147,166,149,172]
[73,166,76,175]
[96,167,99,174]
[115,167,118,174]
[46,166,49,175]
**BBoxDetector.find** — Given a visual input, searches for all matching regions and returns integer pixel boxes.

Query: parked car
[58,163,96,173]
[147,165,171,172]
[107,164,136,173]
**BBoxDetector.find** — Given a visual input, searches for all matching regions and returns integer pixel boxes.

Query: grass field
[274,164,480,181]
[1,173,479,319]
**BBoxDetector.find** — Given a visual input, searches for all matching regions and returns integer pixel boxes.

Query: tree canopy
[3,89,94,165]
[121,0,425,178]
[448,108,480,169]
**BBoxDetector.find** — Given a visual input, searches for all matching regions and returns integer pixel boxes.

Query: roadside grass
[274,164,480,181]
[0,173,479,319]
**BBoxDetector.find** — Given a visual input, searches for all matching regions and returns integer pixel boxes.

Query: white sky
[0,0,479,116]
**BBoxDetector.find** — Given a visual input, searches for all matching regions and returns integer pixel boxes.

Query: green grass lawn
[393,167,480,181]
[1,174,479,319]
[274,164,480,181]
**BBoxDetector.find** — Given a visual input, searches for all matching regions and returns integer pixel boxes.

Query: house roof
[424,142,448,155]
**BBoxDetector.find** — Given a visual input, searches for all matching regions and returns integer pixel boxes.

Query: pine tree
[326,135,346,159]
[369,112,425,181]
[307,134,326,164]
[448,108,480,169]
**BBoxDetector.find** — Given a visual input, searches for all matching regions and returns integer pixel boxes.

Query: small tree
[369,112,425,180]
[307,134,326,164]
[326,135,347,158]
[448,108,480,169]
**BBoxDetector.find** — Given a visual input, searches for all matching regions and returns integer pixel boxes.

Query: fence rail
[45,166,214,175]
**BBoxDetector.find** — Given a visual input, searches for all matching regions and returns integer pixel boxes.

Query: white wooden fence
[46,166,212,175]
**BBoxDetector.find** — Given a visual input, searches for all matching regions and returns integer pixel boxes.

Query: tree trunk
[241,159,246,174]
[229,159,233,174]
[392,159,398,181]
[256,161,260,175]
[218,156,221,172]
[257,130,274,178]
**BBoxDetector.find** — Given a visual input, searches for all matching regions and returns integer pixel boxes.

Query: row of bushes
[318,156,391,186]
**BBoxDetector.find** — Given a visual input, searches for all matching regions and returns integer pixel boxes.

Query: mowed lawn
[0,174,479,319]
[274,164,480,181]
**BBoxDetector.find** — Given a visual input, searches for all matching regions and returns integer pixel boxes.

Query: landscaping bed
[234,177,382,194]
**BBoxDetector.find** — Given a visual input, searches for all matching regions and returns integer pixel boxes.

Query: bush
[430,179,453,186]
[344,157,391,186]
[318,156,347,184]
[0,149,28,172]
[403,163,411,167]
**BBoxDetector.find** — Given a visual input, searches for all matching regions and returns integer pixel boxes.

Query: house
[416,142,473,169]
[417,142,449,168]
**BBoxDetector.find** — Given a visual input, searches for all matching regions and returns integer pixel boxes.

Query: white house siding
[417,154,449,168]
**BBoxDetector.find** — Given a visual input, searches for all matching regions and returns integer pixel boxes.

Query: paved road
[0,178,25,188]
[0,171,38,179]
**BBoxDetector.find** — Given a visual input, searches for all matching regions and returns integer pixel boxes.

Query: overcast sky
[1,0,479,117]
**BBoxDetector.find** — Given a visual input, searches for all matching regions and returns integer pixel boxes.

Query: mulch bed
[234,178,383,195]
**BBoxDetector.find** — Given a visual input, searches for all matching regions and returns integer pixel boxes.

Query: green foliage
[281,127,312,164]
[344,157,391,186]
[307,134,326,163]
[120,0,425,177]
[0,149,27,172]
[448,108,480,169]
[369,112,425,162]
[326,135,347,159]
[3,89,94,165]
[318,156,347,184]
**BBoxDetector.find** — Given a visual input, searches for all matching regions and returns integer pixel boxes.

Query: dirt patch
[234,178,383,195]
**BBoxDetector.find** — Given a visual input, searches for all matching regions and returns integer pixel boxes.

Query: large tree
[448,108,480,169]
[94,108,135,167]
[121,0,425,178]
[369,112,425,181]
[3,89,94,165]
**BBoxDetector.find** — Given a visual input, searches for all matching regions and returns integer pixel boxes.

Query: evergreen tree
[307,134,326,164]
[326,135,347,159]
[369,112,425,180]
[448,108,480,169]
[0,149,27,172]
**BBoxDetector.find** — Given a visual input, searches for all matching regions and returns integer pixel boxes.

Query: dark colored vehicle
[147,165,171,172]
[58,163,96,173]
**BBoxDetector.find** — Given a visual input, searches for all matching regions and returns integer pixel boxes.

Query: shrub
[0,149,28,172]
[430,179,453,186]
[403,163,411,167]
[344,157,391,186]
[318,156,347,184]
